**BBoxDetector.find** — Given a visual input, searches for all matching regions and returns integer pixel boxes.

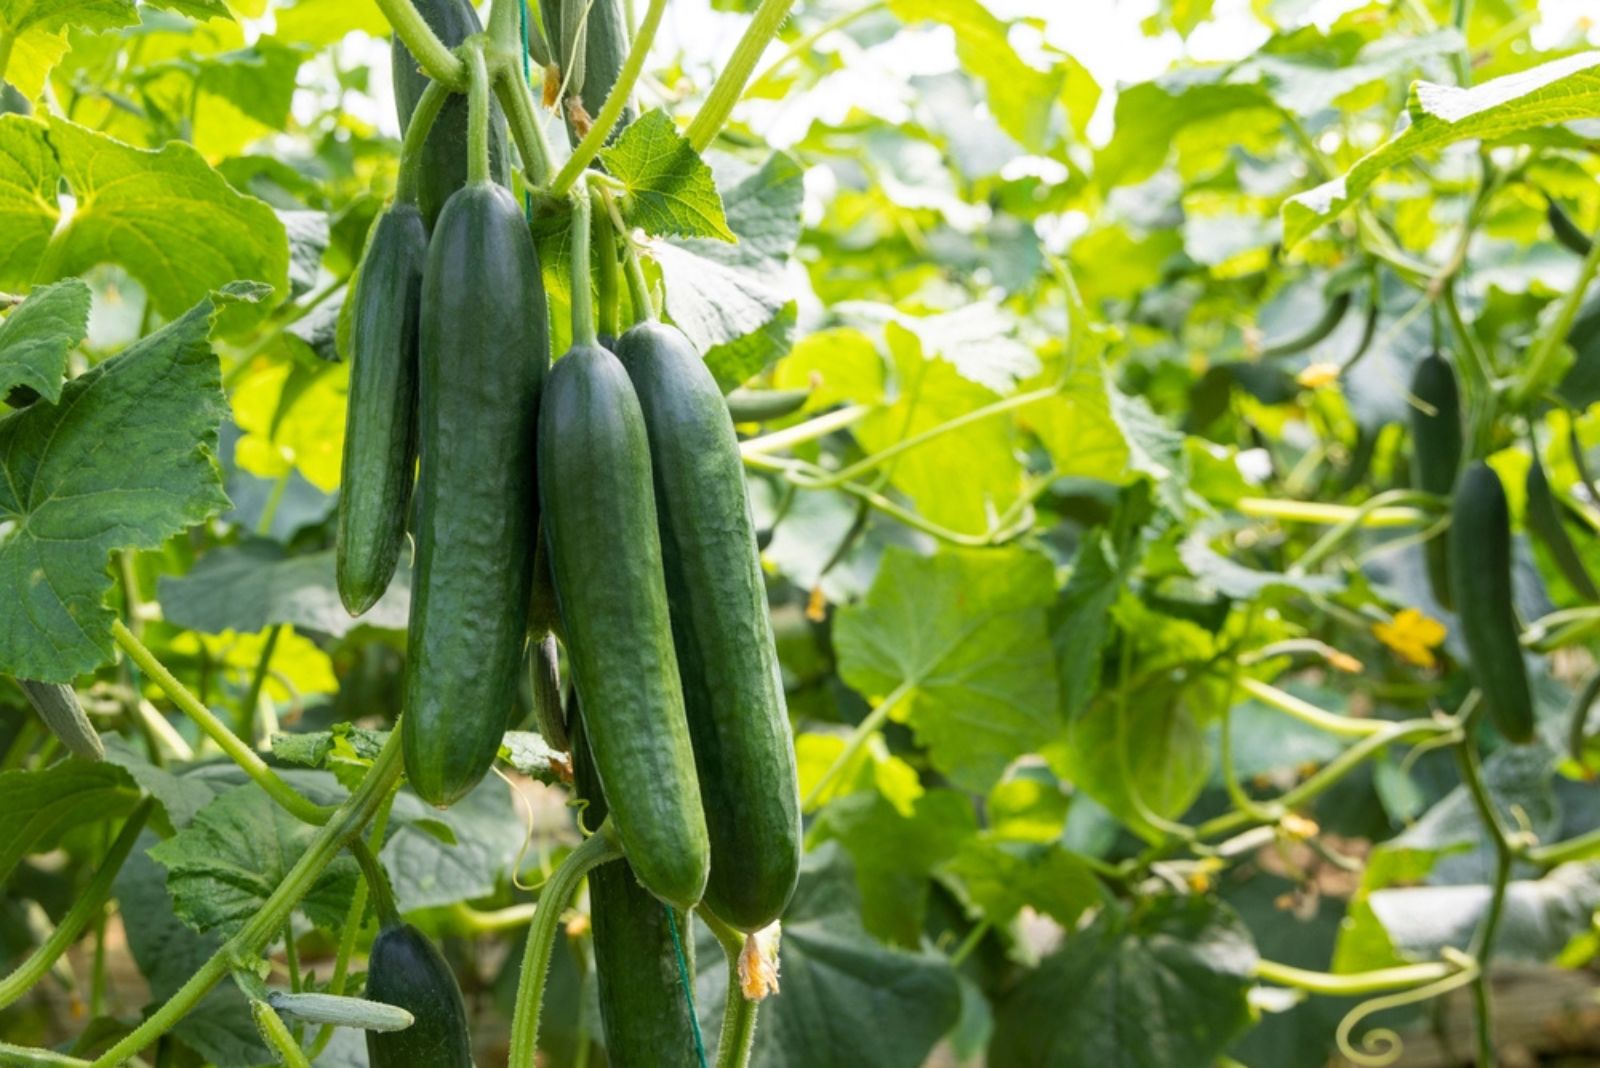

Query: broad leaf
[0,760,140,880]
[0,115,59,290]
[0,285,252,682]
[0,278,90,402]
[602,109,735,242]
[383,780,527,911]
[0,0,139,98]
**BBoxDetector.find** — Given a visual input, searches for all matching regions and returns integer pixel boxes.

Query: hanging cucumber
[1258,290,1352,359]
[1410,352,1463,611]
[725,385,812,424]
[570,698,703,1068]
[616,320,801,932]
[391,0,510,225]
[336,202,427,616]
[404,54,549,807]
[1449,463,1536,744]
[1546,195,1594,257]
[18,680,103,761]
[541,0,635,142]
[364,923,474,1067]
[1525,450,1600,602]
[538,195,708,909]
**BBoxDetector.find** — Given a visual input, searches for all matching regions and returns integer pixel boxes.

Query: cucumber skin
[19,680,103,761]
[1449,463,1536,744]
[336,204,427,617]
[404,182,548,807]
[571,699,702,1068]
[538,342,709,909]
[1410,353,1462,611]
[391,0,510,226]
[617,322,800,932]
[364,923,473,1068]
[540,0,635,141]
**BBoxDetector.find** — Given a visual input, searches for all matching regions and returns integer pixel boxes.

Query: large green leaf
[1284,51,1600,246]
[0,285,254,682]
[0,0,139,97]
[602,109,735,241]
[833,546,1060,792]
[0,760,140,880]
[0,277,90,402]
[0,115,59,290]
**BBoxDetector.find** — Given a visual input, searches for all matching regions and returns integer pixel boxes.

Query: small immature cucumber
[267,991,414,1033]
[19,679,103,761]
[725,385,812,424]
[540,0,635,141]
[364,922,473,1067]
[1525,451,1600,602]
[403,181,549,807]
[616,322,800,932]
[538,342,709,909]
[391,0,510,225]
[336,203,427,616]
[1547,196,1594,257]
[1449,463,1536,744]
[1410,352,1462,610]
[570,701,702,1068]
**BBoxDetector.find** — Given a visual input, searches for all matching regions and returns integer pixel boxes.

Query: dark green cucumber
[570,699,702,1068]
[364,922,473,1068]
[392,0,510,225]
[725,385,811,424]
[1547,196,1593,257]
[1526,451,1599,602]
[616,322,799,932]
[1449,463,1536,744]
[1259,290,1351,359]
[404,182,548,806]
[528,632,567,750]
[1410,352,1462,611]
[538,342,708,909]
[18,679,102,761]
[336,203,427,616]
[540,0,634,141]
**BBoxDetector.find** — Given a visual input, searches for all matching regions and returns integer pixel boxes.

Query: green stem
[89,733,406,1068]
[238,624,283,741]
[1254,958,1457,996]
[620,230,655,322]
[742,0,885,98]
[551,0,669,193]
[684,0,797,151]
[1290,489,1441,574]
[714,942,759,1068]
[0,1044,102,1067]
[251,999,312,1068]
[111,620,334,826]
[594,190,621,339]
[395,80,449,204]
[1236,496,1427,528]
[506,823,623,1068]
[801,682,912,811]
[487,0,525,50]
[493,65,555,187]
[1455,724,1512,1067]
[350,838,400,928]
[282,920,301,992]
[569,190,598,345]
[739,404,874,458]
[466,43,493,185]
[1239,678,1389,739]
[375,0,466,87]
[0,800,152,1010]
[1513,218,1600,408]
[1529,825,1600,866]
[449,900,540,932]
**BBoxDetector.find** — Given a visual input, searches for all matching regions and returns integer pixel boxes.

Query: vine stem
[506,823,624,1068]
[111,620,335,826]
[466,43,493,185]
[374,0,466,88]
[742,0,886,99]
[0,799,152,1010]
[89,731,406,1068]
[350,838,400,928]
[684,0,797,151]
[1513,217,1600,407]
[698,911,759,1068]
[570,189,598,346]
[493,64,555,187]
[801,682,912,811]
[1235,497,1427,528]
[551,0,669,193]
[238,624,283,741]
[594,189,621,338]
[395,80,449,204]
[739,404,874,458]
[1254,958,1457,995]
[251,1000,312,1068]
[1455,713,1514,1067]
[1239,678,1389,739]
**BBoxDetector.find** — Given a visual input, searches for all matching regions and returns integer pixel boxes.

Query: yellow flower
[738,926,782,1001]
[1373,608,1447,668]
[1297,362,1341,390]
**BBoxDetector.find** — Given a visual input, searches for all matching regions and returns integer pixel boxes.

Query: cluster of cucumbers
[335,0,801,1063]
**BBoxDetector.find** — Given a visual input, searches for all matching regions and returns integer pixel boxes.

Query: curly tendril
[1334,951,1479,1068]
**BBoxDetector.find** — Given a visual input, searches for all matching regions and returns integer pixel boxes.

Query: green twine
[518,0,535,219]
[664,906,710,1068]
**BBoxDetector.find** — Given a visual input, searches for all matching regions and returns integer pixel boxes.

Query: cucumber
[1525,451,1600,602]
[528,632,567,750]
[540,0,634,142]
[1259,290,1351,359]
[570,699,702,1068]
[1547,196,1593,257]
[391,0,510,225]
[336,204,427,616]
[364,923,473,1068]
[725,385,811,424]
[616,322,799,932]
[538,342,708,909]
[404,181,549,807]
[1449,462,1536,744]
[18,679,103,761]
[1410,352,1462,611]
